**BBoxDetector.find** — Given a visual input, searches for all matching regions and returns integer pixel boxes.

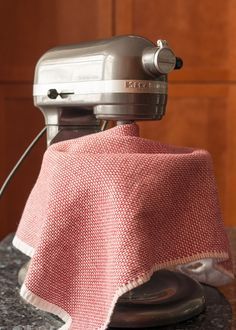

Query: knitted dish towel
[13,123,234,330]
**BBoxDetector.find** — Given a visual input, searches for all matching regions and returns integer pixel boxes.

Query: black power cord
[0,127,47,198]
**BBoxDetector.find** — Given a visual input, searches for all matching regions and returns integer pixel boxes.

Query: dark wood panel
[0,0,113,82]
[115,0,236,82]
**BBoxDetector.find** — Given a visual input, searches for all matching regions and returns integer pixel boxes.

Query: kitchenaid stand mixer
[18,35,206,328]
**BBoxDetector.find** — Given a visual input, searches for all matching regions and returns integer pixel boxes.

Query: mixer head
[33,35,182,145]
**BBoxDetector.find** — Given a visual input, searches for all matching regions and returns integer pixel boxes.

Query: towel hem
[13,235,234,330]
[20,283,72,330]
[12,235,34,257]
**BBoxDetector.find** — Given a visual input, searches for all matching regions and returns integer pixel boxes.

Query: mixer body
[33,35,181,145]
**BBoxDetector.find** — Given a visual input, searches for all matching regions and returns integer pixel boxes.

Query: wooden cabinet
[1,0,236,238]
[115,0,236,81]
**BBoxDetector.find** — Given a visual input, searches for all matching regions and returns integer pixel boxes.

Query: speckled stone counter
[0,230,235,330]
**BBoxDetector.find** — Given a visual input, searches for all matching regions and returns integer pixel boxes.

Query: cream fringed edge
[20,284,72,330]
[12,235,34,257]
[13,235,235,330]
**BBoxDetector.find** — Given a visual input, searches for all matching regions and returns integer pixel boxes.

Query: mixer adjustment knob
[155,40,176,74]
[142,39,178,76]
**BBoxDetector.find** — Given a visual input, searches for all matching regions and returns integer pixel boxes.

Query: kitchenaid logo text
[125,81,163,89]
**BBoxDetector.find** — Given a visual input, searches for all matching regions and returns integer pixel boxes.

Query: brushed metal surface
[33,35,182,145]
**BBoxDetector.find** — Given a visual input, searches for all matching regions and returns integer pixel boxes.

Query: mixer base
[18,263,205,328]
[109,270,205,328]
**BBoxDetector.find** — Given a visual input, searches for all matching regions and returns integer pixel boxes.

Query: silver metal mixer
[13,35,205,328]
[33,35,182,145]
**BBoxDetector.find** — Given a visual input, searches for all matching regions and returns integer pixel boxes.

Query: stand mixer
[33,35,182,145]
[19,35,206,328]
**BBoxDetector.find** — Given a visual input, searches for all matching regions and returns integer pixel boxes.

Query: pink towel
[13,123,233,330]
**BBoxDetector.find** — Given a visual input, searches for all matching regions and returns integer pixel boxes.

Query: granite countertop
[0,230,235,330]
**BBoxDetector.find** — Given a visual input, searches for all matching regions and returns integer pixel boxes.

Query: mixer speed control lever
[47,89,59,99]
[47,89,74,99]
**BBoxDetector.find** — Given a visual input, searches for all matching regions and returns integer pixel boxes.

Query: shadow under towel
[13,123,234,330]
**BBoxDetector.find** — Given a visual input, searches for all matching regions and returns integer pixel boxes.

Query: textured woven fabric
[13,123,233,330]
